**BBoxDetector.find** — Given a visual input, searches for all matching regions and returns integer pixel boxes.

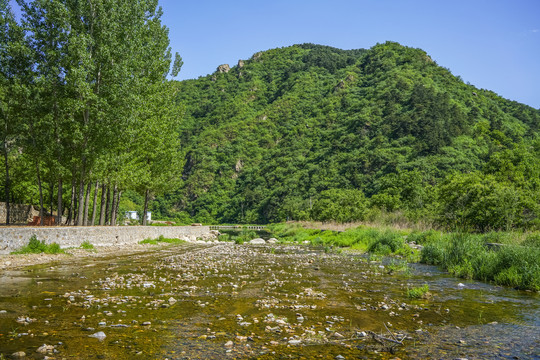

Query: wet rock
[336,356,345,360]
[142,321,152,326]
[288,339,301,345]
[36,344,54,354]
[267,238,278,244]
[11,351,26,359]
[224,340,233,348]
[89,332,107,341]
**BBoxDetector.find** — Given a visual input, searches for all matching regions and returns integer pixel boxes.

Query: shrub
[367,230,405,254]
[80,241,95,250]
[407,284,430,299]
[522,233,540,248]
[139,235,185,245]
[12,235,64,254]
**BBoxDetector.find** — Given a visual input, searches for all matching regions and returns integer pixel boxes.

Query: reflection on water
[0,243,538,359]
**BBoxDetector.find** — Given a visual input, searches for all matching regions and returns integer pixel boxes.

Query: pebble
[11,352,26,359]
[142,321,152,326]
[336,356,345,360]
[288,339,302,345]
[224,340,233,348]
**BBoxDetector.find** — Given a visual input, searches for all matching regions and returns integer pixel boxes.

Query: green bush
[139,235,185,245]
[80,241,95,250]
[407,284,430,299]
[12,235,64,254]
[367,230,405,255]
[522,233,540,248]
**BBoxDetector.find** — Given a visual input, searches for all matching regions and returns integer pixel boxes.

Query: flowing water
[0,243,538,359]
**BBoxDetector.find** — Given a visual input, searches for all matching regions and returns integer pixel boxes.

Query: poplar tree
[1,1,31,224]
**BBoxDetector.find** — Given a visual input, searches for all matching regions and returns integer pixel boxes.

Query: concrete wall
[0,226,212,254]
[0,202,38,224]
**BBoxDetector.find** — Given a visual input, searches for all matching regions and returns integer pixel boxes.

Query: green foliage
[162,41,539,229]
[311,189,367,223]
[139,235,185,245]
[407,284,430,299]
[80,241,94,250]
[268,223,408,255]
[12,235,64,254]
[367,231,406,255]
[421,232,540,291]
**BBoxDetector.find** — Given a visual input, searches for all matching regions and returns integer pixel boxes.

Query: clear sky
[158,0,540,109]
[9,0,540,108]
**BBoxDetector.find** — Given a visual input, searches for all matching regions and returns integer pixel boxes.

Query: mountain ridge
[157,41,539,230]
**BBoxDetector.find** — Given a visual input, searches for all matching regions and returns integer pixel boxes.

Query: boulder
[267,238,278,244]
[217,64,230,73]
[249,238,266,245]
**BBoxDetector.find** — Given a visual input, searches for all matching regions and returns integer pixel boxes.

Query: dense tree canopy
[2,6,539,232]
[0,0,182,225]
[158,42,539,231]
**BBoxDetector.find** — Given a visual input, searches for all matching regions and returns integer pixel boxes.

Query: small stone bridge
[209,225,267,231]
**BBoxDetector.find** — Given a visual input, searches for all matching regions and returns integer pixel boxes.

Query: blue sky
[9,0,540,108]
[159,0,540,109]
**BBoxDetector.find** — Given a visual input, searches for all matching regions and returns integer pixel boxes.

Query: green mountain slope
[161,42,540,230]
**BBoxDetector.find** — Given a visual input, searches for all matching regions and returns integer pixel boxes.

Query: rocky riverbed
[0,242,538,359]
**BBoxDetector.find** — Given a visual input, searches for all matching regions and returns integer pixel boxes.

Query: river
[0,243,538,359]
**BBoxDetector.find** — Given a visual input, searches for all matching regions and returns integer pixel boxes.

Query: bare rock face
[252,52,262,61]
[238,59,244,68]
[217,64,230,73]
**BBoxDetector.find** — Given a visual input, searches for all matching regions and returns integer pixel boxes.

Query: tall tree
[0,1,31,224]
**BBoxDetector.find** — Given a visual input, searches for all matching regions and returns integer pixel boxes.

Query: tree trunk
[83,180,92,226]
[104,187,111,225]
[57,179,63,225]
[99,183,107,225]
[35,161,44,226]
[73,186,79,225]
[76,175,85,226]
[49,182,54,220]
[115,190,122,224]
[2,142,10,225]
[91,180,99,226]
[110,184,117,226]
[142,189,149,226]
[66,177,76,225]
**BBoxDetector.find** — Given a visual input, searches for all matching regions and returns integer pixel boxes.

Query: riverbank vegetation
[268,223,540,291]
[11,235,64,254]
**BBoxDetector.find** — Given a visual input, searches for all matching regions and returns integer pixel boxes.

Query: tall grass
[421,232,540,291]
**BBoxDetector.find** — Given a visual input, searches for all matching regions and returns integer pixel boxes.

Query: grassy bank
[267,223,540,291]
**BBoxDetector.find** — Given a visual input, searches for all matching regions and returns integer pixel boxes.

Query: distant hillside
[157,42,540,230]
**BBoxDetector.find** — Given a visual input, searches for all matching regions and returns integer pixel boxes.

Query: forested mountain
[157,42,540,230]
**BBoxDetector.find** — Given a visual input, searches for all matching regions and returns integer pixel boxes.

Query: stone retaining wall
[0,202,38,224]
[0,226,212,254]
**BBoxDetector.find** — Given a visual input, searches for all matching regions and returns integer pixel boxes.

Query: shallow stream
[0,243,538,359]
